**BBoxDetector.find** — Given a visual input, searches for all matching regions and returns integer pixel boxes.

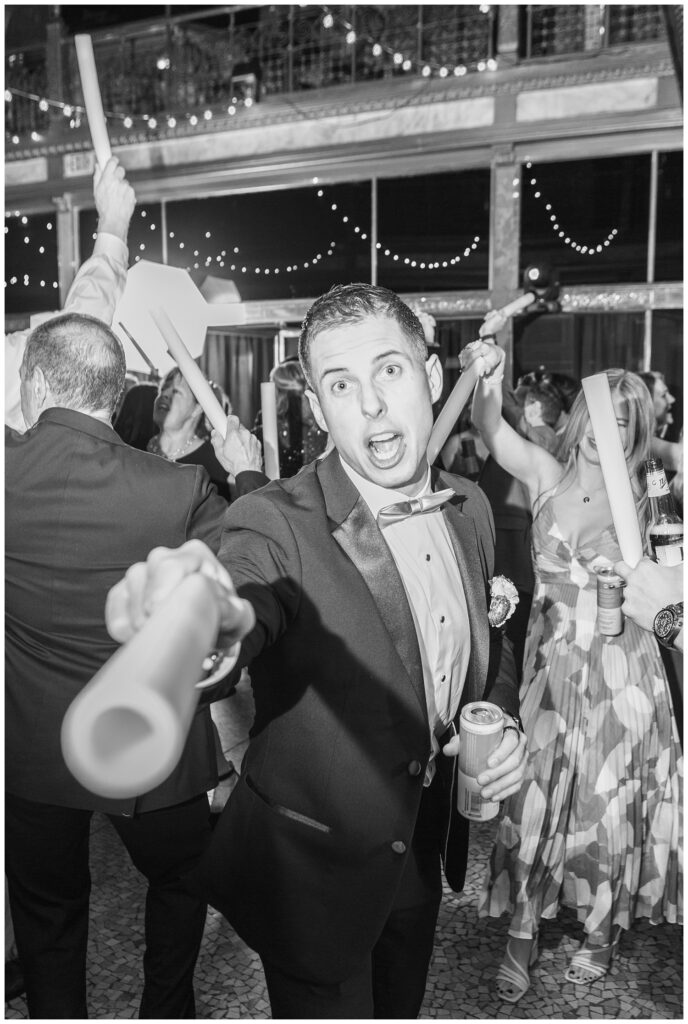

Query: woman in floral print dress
[464,349,682,1003]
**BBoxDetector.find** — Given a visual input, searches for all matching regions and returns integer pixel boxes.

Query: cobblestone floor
[5,813,682,1020]
[6,681,682,1019]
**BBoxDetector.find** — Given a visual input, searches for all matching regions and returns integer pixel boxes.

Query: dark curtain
[515,311,647,382]
[577,312,645,377]
[648,310,683,442]
[434,318,485,408]
[201,329,276,428]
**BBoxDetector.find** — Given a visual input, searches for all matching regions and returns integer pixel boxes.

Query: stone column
[496,5,520,67]
[46,14,65,128]
[489,146,522,382]
[54,192,79,305]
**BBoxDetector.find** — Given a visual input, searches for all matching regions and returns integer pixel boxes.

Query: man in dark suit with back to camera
[5,309,241,1018]
[107,283,527,1019]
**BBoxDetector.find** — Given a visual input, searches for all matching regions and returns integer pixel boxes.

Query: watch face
[655,607,675,639]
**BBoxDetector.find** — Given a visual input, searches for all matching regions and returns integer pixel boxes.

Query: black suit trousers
[5,792,211,1019]
[262,769,446,1019]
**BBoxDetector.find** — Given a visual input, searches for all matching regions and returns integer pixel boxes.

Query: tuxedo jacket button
[407,760,422,776]
[391,840,407,855]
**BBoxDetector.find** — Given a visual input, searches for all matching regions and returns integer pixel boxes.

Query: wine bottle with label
[645,457,683,565]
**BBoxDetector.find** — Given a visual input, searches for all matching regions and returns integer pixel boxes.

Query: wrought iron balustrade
[4,4,669,142]
[523,4,665,59]
[5,44,50,136]
[5,5,496,140]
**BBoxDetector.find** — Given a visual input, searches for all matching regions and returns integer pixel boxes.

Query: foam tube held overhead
[151,307,228,436]
[74,34,112,169]
[260,382,280,479]
[427,293,536,465]
[581,372,644,567]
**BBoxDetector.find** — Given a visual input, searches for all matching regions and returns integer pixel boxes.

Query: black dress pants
[262,771,446,1019]
[5,792,211,1019]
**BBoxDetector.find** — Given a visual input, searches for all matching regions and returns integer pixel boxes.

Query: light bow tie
[377,488,455,527]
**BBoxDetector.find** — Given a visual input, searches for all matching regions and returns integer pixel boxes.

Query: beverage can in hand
[596,567,625,636]
[457,701,504,821]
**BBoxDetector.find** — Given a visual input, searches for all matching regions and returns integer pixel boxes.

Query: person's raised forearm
[460,340,506,441]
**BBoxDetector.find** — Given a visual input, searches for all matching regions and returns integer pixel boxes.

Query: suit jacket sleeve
[186,466,230,553]
[471,482,520,720]
[234,469,270,498]
[196,488,301,702]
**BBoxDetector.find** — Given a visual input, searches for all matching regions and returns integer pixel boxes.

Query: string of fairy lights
[3,0,619,295]
[315,189,481,270]
[5,4,497,147]
[5,180,487,294]
[4,85,254,146]
[524,161,619,255]
[6,160,626,296]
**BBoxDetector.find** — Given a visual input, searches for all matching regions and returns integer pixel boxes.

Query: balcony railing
[522,4,665,60]
[5,5,667,143]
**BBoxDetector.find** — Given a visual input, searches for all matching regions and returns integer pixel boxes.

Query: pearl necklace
[165,435,200,460]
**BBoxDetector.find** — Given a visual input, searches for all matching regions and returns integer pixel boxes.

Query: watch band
[499,708,523,734]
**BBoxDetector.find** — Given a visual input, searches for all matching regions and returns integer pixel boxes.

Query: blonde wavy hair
[554,368,655,538]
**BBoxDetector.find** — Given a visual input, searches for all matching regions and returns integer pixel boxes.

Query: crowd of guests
[4,157,682,1019]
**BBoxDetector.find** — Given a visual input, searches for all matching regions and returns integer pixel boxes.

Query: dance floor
[6,677,682,1020]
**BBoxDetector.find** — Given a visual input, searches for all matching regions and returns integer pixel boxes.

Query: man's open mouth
[368,432,403,463]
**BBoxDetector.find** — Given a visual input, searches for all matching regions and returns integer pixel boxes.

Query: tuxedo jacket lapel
[317,453,427,722]
[316,453,491,721]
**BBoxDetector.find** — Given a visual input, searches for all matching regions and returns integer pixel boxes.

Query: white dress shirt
[340,458,471,782]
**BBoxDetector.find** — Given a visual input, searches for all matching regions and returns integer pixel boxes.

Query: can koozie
[457,701,504,821]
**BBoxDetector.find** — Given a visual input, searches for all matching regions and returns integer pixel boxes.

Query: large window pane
[377,169,490,293]
[520,155,651,285]
[78,202,164,270]
[5,211,59,315]
[166,182,371,301]
[655,151,682,282]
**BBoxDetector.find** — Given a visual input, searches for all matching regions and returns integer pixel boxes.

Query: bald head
[20,313,126,428]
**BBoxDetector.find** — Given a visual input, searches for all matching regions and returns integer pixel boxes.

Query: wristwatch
[653,602,683,651]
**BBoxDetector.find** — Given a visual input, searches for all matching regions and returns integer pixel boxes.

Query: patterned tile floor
[6,678,683,1019]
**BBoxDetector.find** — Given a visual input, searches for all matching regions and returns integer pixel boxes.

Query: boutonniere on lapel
[488,575,519,629]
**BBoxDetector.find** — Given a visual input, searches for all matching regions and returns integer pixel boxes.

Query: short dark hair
[523,382,564,427]
[298,283,427,389]
[638,370,663,397]
[518,368,580,414]
[22,313,126,416]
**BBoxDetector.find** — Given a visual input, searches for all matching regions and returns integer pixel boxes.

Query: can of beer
[457,702,504,821]
[596,567,625,636]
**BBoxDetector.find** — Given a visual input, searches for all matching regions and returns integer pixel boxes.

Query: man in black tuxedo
[4,312,266,1018]
[107,283,527,1019]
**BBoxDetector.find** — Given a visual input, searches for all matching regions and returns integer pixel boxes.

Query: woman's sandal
[496,934,540,1003]
[564,930,621,985]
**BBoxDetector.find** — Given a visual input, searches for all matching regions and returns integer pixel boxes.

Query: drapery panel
[201,329,276,428]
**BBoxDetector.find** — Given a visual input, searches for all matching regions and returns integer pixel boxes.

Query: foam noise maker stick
[426,292,536,465]
[479,292,536,340]
[150,308,227,436]
[74,34,112,169]
[260,382,280,479]
[61,574,221,800]
[581,372,644,567]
